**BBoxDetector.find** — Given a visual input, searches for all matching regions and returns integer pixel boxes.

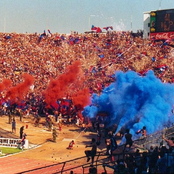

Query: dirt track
[0,115,105,163]
[0,115,142,174]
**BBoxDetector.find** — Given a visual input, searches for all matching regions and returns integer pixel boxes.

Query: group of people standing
[84,125,147,167]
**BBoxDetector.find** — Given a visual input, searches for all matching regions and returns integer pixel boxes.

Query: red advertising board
[150,32,174,40]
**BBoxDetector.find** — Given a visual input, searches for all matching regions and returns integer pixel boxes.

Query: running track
[0,156,108,174]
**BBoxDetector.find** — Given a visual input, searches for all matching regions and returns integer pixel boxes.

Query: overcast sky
[0,0,173,34]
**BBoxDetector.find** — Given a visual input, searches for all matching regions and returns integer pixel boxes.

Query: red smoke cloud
[5,73,35,102]
[72,88,91,120]
[44,61,82,105]
[0,79,12,92]
[72,88,91,108]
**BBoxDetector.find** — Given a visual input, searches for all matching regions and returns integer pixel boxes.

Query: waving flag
[91,25,102,33]
[91,25,98,30]
[67,36,74,45]
[96,27,102,33]
[152,57,156,62]
[39,30,46,43]
[156,64,168,72]
[103,26,113,31]
[48,29,53,37]
[4,35,11,40]
[74,37,81,44]
[61,99,71,115]
[98,54,104,59]
[50,101,60,110]
[60,35,65,40]
[90,67,97,74]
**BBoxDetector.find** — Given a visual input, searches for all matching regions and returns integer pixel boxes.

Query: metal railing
[20,125,174,173]
[134,125,174,150]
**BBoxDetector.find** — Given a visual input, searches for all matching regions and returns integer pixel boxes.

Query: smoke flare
[82,70,174,139]
[6,74,35,102]
[43,61,82,105]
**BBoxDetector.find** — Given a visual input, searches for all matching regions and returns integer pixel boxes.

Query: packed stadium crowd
[0,30,174,173]
[0,30,174,121]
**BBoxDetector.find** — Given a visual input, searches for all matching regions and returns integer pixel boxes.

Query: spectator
[85,138,97,165]
[163,136,174,150]
[12,118,16,133]
[108,133,117,162]
[20,133,27,150]
[19,126,24,139]
[96,130,101,146]
[67,140,75,150]
[52,127,57,143]
[142,126,147,137]
[123,129,133,152]
[105,136,111,155]
[155,152,167,174]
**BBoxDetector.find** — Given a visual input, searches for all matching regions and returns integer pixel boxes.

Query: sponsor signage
[150,9,174,40]
[150,31,174,40]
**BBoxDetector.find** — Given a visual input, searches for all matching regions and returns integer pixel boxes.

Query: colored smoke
[0,79,12,92]
[72,88,91,108]
[72,88,91,120]
[6,74,35,101]
[82,70,174,139]
[44,61,82,105]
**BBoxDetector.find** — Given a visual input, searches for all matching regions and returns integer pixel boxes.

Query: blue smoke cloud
[82,70,174,139]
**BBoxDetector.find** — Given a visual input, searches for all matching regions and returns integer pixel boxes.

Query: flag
[96,27,102,33]
[109,26,113,30]
[74,37,81,44]
[48,29,52,37]
[97,82,102,90]
[91,25,98,30]
[98,54,104,59]
[61,99,71,114]
[60,35,65,40]
[91,67,97,74]
[39,35,43,42]
[4,36,11,40]
[103,27,109,30]
[103,26,113,31]
[157,64,168,72]
[89,66,94,72]
[91,25,102,33]
[50,101,60,110]
[39,30,46,42]
[68,36,74,45]
[152,57,156,62]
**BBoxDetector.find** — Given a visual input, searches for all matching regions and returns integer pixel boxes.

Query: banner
[150,32,174,40]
